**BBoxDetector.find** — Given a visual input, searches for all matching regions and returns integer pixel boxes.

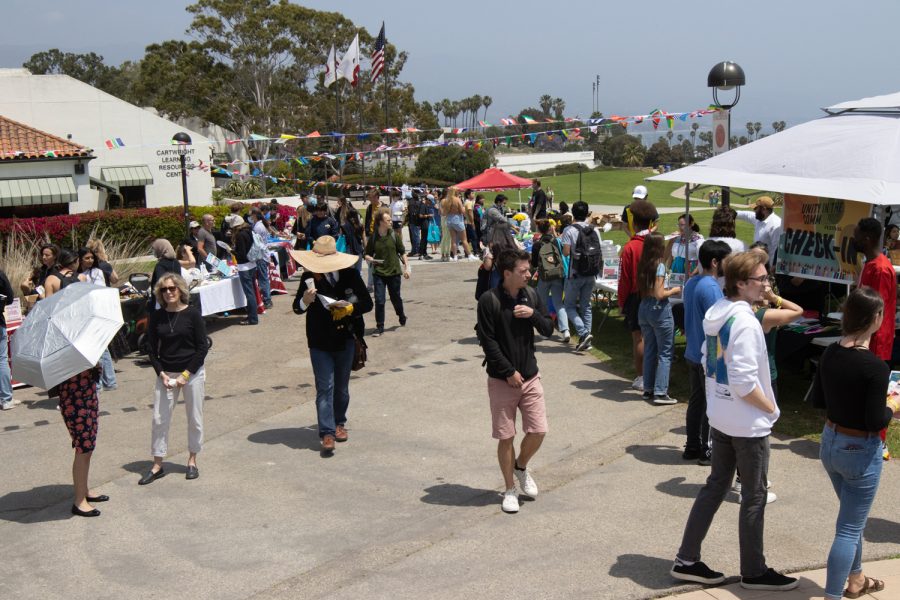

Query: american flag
[371,23,386,82]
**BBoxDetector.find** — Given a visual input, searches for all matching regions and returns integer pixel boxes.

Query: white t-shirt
[82,267,106,286]
[391,199,406,223]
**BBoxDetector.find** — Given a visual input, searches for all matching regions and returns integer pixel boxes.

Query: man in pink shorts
[476,248,554,513]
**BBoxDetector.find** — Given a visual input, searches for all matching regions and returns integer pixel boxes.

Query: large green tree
[23,49,134,99]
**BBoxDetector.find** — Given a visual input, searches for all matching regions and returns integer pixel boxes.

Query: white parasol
[11,283,124,389]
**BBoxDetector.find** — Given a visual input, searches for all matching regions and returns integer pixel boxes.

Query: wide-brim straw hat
[289,235,358,273]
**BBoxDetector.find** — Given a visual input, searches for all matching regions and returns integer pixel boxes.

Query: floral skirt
[58,370,99,453]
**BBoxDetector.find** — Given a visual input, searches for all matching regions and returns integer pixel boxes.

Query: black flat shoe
[185,465,199,480]
[138,468,165,485]
[71,505,100,517]
[86,494,109,503]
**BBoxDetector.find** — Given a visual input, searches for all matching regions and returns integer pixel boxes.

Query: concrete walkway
[1,260,898,599]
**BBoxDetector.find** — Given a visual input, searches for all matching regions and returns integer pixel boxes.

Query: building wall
[0,158,93,212]
[495,151,596,173]
[0,71,213,212]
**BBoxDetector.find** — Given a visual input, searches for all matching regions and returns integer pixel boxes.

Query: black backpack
[572,224,602,276]
[407,196,421,224]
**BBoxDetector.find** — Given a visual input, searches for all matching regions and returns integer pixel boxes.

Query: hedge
[0,205,237,249]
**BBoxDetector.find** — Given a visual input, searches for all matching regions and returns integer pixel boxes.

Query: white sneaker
[450,256,458,262]
[631,376,644,391]
[0,399,21,411]
[467,255,479,262]
[737,491,777,504]
[561,332,571,344]
[515,467,538,498]
[501,488,520,513]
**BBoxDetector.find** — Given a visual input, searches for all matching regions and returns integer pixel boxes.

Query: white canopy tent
[649,91,900,206]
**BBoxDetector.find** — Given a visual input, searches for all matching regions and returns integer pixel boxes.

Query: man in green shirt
[364,209,410,336]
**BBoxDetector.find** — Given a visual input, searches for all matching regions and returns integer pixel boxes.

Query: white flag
[338,34,360,86]
[324,44,338,88]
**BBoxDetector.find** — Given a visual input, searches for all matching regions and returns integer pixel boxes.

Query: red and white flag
[324,44,339,88]
[338,34,360,86]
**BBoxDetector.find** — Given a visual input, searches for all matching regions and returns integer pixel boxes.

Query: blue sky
[2,0,897,137]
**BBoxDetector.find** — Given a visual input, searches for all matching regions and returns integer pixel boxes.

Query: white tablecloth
[191,277,247,316]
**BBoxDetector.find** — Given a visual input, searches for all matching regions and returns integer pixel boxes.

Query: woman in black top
[338,205,365,273]
[292,236,372,454]
[44,249,81,296]
[231,218,260,325]
[20,243,60,297]
[140,273,208,485]
[810,287,898,599]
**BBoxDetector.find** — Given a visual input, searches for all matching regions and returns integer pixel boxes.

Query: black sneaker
[682,447,702,461]
[740,568,798,591]
[399,315,407,326]
[697,449,712,466]
[642,391,652,401]
[670,561,725,585]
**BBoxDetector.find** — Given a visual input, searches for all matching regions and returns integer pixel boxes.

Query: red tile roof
[0,115,92,160]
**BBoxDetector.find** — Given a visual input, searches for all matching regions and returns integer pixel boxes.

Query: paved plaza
[1,261,899,599]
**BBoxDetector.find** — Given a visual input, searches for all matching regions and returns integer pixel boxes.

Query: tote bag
[427,218,441,244]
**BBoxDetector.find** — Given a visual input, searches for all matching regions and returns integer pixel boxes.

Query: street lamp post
[707,61,745,208]
[172,132,192,238]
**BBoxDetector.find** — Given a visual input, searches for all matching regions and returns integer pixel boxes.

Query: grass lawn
[586,303,900,456]
[534,167,772,211]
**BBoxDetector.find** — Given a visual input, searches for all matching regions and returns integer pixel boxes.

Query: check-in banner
[776,194,872,283]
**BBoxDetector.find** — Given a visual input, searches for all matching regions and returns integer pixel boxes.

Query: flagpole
[383,25,391,188]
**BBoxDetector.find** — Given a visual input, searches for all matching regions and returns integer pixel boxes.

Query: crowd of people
[2,181,899,598]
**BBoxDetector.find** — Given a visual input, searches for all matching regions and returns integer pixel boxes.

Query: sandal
[844,575,884,598]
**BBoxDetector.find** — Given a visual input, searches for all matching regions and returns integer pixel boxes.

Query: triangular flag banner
[478,121,492,128]
[279,134,298,140]
[383,128,399,133]
[250,134,267,141]
[528,133,537,144]
[306,131,321,138]
[666,116,675,130]
[521,115,536,124]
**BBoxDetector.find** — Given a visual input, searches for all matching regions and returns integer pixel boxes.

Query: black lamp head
[707,61,746,90]
[172,132,192,145]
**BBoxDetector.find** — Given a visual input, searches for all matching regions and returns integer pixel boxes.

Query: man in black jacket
[476,248,553,513]
[291,236,373,454]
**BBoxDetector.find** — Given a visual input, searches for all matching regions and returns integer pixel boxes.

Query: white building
[495,150,596,173]
[0,69,212,213]
[0,115,93,217]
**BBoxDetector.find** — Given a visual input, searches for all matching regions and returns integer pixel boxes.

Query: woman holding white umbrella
[45,251,108,517]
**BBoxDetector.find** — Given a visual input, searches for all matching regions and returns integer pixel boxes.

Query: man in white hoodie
[670,251,798,592]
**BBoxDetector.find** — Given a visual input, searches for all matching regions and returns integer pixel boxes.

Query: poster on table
[776,194,872,284]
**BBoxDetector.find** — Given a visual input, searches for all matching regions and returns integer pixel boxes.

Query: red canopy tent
[455,168,533,191]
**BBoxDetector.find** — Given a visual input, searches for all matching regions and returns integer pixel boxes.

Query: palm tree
[666,130,674,143]
[738,136,749,146]
[539,94,553,116]
[482,95,492,121]
[730,135,739,147]
[690,122,699,149]
[677,134,684,142]
[441,99,451,125]
[447,101,460,127]
[552,97,566,119]
[434,100,443,124]
[470,94,482,128]
[746,122,754,138]
[753,122,761,139]
[622,144,644,167]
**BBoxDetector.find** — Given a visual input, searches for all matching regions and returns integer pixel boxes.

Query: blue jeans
[0,327,11,405]
[638,298,674,395]
[408,221,421,253]
[255,258,272,304]
[820,425,884,599]
[564,275,594,337]
[309,338,355,438]
[373,274,405,328]
[238,267,259,324]
[537,279,568,334]
[99,348,117,389]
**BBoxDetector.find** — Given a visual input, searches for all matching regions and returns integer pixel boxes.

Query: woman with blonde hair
[139,273,208,485]
[442,188,477,261]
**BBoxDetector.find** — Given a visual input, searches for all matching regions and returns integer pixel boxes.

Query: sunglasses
[161,285,179,293]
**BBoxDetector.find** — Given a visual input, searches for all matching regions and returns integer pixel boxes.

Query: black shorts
[623,293,641,332]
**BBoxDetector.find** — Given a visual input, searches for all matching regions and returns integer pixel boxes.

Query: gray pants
[677,428,770,578]
[152,367,205,457]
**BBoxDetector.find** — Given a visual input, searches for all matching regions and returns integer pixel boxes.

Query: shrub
[0,205,235,250]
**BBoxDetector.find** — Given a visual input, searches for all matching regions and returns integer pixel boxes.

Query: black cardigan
[292,268,373,351]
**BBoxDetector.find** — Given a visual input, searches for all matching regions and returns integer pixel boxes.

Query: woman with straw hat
[291,236,372,454]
